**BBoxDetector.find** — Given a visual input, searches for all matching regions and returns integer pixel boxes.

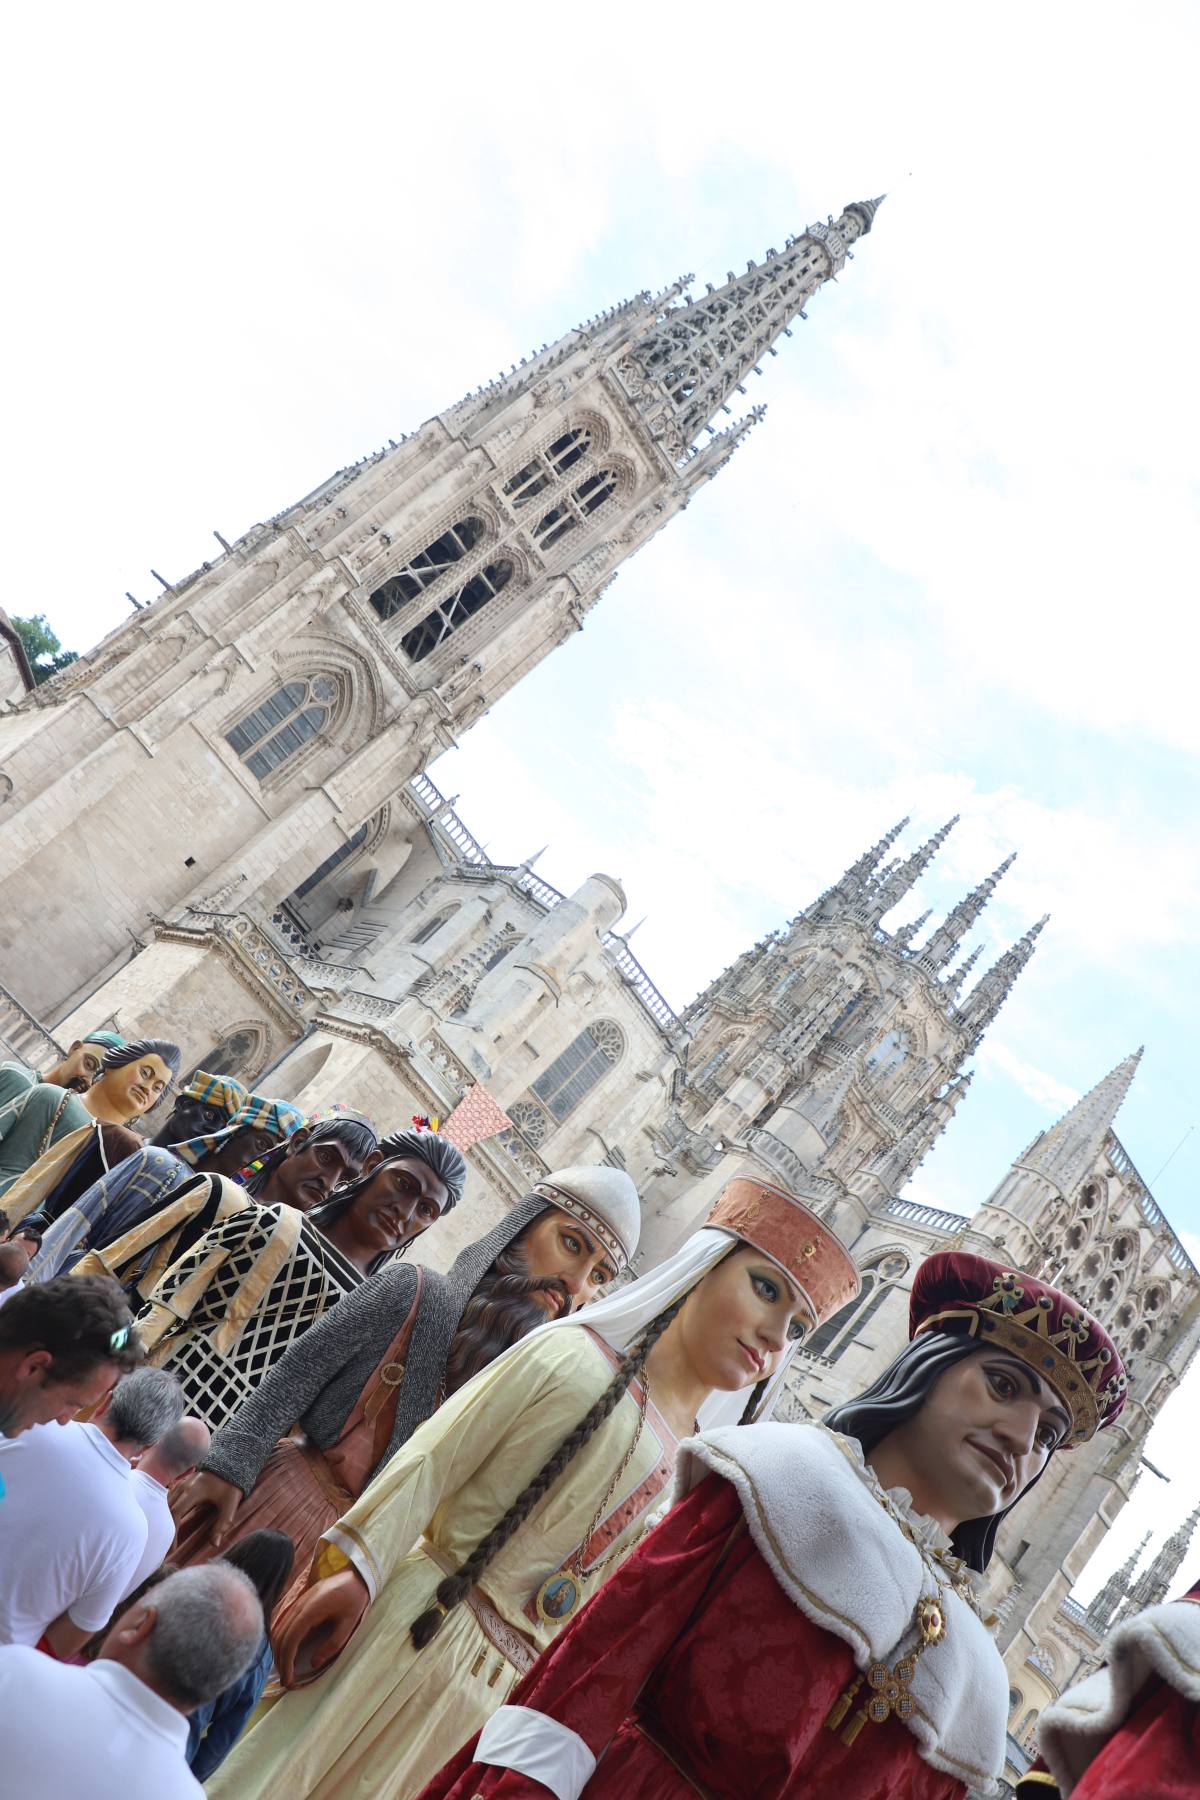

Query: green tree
[9,613,78,684]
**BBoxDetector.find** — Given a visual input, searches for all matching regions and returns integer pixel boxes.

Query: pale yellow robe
[208,1324,678,1800]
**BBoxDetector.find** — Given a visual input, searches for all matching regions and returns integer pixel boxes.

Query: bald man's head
[138,1415,211,1487]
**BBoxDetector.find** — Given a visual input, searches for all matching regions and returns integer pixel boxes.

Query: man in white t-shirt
[126,1415,211,1595]
[0,1366,184,1655]
[0,1562,263,1800]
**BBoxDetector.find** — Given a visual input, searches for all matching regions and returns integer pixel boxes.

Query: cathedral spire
[618,198,884,460]
[865,816,959,923]
[861,1071,974,1193]
[1130,1501,1200,1611]
[919,853,1017,972]
[942,940,984,998]
[1088,1530,1151,1633]
[891,908,932,951]
[1017,1047,1143,1194]
[957,915,1047,1045]
[809,816,909,923]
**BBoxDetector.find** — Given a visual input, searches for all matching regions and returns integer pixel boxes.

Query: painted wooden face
[516,1207,619,1317]
[674,1245,814,1396]
[97,1054,173,1118]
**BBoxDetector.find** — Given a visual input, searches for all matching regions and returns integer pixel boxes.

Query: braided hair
[410,1293,687,1649]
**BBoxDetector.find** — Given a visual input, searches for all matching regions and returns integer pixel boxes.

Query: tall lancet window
[226,675,338,779]
[369,518,486,623]
[400,560,514,664]
[502,429,591,507]
[533,469,618,552]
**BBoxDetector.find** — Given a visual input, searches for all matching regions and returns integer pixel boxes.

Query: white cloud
[976,1042,1079,1115]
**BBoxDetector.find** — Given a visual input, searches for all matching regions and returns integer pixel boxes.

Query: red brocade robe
[1018,1583,1200,1800]
[420,1473,973,1800]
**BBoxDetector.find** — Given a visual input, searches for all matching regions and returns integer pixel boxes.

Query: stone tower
[1087,1530,1151,1634]
[1126,1501,1200,1612]
[636,814,1042,1266]
[969,1051,1200,1676]
[0,199,884,1024]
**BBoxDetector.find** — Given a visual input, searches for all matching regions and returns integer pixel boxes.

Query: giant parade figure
[423,1250,1128,1800]
[207,1173,861,1798]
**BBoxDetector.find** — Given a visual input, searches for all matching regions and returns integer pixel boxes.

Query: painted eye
[562,1233,581,1255]
[787,1319,806,1342]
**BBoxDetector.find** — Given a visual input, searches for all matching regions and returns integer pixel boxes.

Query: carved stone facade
[0,198,882,1021]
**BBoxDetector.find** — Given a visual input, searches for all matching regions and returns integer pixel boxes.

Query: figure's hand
[170,1471,242,1548]
[275,1568,371,1688]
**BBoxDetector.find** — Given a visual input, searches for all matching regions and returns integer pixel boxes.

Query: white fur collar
[679,1422,1006,1796]
[1037,1597,1200,1795]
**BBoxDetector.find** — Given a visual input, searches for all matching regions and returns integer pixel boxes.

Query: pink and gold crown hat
[707,1175,861,1331]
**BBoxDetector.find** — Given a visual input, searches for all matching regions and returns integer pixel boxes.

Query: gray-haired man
[0,1563,263,1798]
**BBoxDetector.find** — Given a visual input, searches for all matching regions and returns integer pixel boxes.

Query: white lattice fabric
[135,1203,361,1431]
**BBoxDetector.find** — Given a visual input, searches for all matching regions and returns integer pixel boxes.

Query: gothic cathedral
[0,193,1194,1777]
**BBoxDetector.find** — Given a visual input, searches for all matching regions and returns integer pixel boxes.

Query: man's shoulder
[0,1641,81,1694]
[130,1468,171,1514]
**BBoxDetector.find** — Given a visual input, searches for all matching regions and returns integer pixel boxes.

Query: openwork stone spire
[1130,1501,1200,1610]
[809,816,909,923]
[1019,1047,1143,1192]
[890,907,932,951]
[865,816,959,923]
[957,915,1048,1046]
[942,940,984,997]
[919,852,1017,972]
[617,198,884,459]
[1088,1530,1151,1632]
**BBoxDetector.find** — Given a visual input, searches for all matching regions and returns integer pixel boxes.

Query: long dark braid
[410,1293,687,1649]
[739,1375,769,1424]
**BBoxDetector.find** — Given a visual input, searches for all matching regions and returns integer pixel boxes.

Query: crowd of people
[0,1025,1193,1798]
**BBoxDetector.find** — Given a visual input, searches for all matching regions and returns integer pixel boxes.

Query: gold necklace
[826,1452,985,1745]
[534,1373,651,1626]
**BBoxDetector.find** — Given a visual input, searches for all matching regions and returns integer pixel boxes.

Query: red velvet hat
[910,1251,1127,1445]
[707,1176,861,1331]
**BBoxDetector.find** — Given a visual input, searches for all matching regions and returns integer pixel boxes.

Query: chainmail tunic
[135,1202,362,1432]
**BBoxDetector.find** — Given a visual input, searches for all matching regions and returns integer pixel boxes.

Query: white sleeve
[474,1705,597,1800]
[67,1517,150,1632]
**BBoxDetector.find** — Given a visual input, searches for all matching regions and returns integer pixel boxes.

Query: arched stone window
[185,1025,267,1086]
[865,1029,908,1079]
[507,1020,625,1148]
[502,429,592,507]
[411,905,458,946]
[368,518,487,623]
[400,560,514,664]
[804,1251,909,1360]
[531,1019,624,1123]
[532,469,619,553]
[226,675,339,780]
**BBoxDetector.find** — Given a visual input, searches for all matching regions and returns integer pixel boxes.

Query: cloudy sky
[7,3,1198,1596]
